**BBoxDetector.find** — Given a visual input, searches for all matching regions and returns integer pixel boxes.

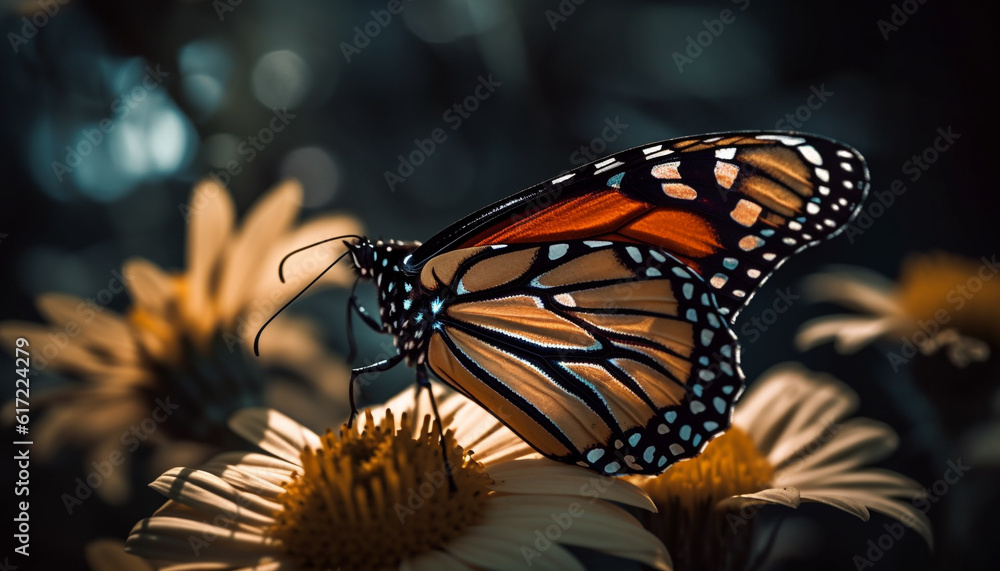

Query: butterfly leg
[416,366,457,492]
[346,354,404,428]
[345,280,383,363]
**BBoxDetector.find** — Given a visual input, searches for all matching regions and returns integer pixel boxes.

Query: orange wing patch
[420,247,487,290]
[460,189,647,247]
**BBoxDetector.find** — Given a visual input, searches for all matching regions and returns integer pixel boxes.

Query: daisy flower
[0,179,362,503]
[629,364,931,571]
[795,252,999,368]
[124,387,672,571]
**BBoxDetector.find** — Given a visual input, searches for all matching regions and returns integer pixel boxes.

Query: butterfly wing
[409,132,869,318]
[419,241,740,474]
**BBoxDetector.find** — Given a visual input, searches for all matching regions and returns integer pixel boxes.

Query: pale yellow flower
[0,179,362,503]
[125,387,673,571]
[630,364,931,570]
[796,252,1000,367]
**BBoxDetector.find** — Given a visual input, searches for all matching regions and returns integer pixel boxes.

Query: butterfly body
[327,131,869,476]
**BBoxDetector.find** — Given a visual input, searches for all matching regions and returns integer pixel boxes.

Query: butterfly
[256,131,868,476]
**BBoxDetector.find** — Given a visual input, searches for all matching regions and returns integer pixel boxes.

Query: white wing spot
[715,147,737,160]
[646,149,675,160]
[798,144,823,165]
[757,134,805,146]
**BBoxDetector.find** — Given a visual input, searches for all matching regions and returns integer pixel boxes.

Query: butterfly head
[348,238,420,280]
[346,237,377,278]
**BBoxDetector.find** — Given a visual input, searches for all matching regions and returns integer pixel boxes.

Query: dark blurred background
[0,0,995,569]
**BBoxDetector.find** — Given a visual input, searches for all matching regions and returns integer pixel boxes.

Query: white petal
[842,491,933,547]
[795,315,903,353]
[446,527,583,571]
[205,451,301,484]
[479,495,672,570]
[735,364,856,457]
[720,487,801,509]
[799,491,870,520]
[216,181,303,323]
[198,456,293,498]
[149,468,281,527]
[126,516,279,564]
[122,258,176,319]
[487,459,656,512]
[797,468,923,495]
[36,293,140,361]
[183,179,235,339]
[802,268,903,314]
[775,419,898,476]
[228,408,320,465]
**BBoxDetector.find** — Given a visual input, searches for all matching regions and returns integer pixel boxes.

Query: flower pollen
[639,426,773,513]
[270,410,492,570]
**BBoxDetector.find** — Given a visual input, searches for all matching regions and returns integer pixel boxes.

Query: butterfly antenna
[254,248,353,356]
[345,278,361,362]
[277,234,363,283]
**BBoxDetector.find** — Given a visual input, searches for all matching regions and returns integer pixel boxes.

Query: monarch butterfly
[256,131,868,476]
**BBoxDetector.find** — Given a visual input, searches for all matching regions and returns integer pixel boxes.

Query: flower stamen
[270,410,492,570]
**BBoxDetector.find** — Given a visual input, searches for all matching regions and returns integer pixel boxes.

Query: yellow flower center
[636,426,774,513]
[127,275,188,363]
[270,410,492,570]
[897,252,1000,344]
[631,427,775,571]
